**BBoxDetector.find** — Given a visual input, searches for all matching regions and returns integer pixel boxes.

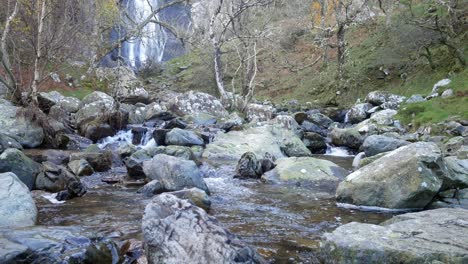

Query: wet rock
[321,208,468,263]
[124,150,151,179]
[68,159,94,176]
[152,128,169,146]
[56,180,87,201]
[165,128,204,147]
[235,152,263,179]
[0,172,37,228]
[303,132,327,154]
[69,151,112,172]
[346,103,372,124]
[293,112,308,125]
[0,132,22,153]
[301,120,327,136]
[166,188,211,211]
[0,102,44,148]
[0,226,119,263]
[361,135,410,157]
[35,161,80,192]
[142,194,266,264]
[82,122,115,142]
[142,154,209,193]
[306,111,334,128]
[336,142,446,209]
[262,157,348,190]
[169,91,228,117]
[118,142,137,158]
[62,133,93,150]
[138,180,165,197]
[75,100,114,130]
[246,103,276,122]
[0,148,41,190]
[442,157,468,190]
[330,127,364,150]
[365,91,407,109]
[203,125,289,160]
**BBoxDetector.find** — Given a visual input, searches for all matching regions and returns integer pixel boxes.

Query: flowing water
[35,135,395,262]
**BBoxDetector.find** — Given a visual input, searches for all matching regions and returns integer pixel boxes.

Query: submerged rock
[336,142,446,209]
[142,154,209,193]
[0,226,119,263]
[0,172,37,228]
[142,194,265,264]
[321,208,468,263]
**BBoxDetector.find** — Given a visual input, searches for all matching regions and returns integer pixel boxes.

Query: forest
[0,0,466,263]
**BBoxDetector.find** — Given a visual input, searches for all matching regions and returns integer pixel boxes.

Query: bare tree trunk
[385,0,393,27]
[337,23,346,84]
[209,0,229,102]
[31,0,47,105]
[0,1,19,93]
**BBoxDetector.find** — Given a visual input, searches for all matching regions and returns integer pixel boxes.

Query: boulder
[441,88,454,98]
[138,180,165,197]
[262,157,348,190]
[152,128,169,146]
[321,208,468,264]
[442,157,468,190]
[281,134,312,157]
[58,96,82,113]
[336,142,447,209]
[293,112,308,124]
[203,125,300,161]
[444,136,466,156]
[0,133,22,153]
[35,162,80,192]
[165,188,211,211]
[68,159,94,176]
[365,91,406,109]
[301,120,327,136]
[361,135,410,157]
[406,94,425,104]
[183,113,217,126]
[37,91,64,112]
[165,128,204,146]
[81,91,114,105]
[169,91,228,117]
[142,154,209,193]
[235,152,263,179]
[82,122,115,142]
[303,132,327,154]
[346,103,372,124]
[0,102,44,148]
[142,194,266,264]
[124,149,152,179]
[0,172,37,228]
[246,103,276,122]
[117,142,137,158]
[306,111,334,128]
[330,127,364,150]
[96,66,149,104]
[69,151,112,172]
[0,226,119,263]
[75,100,114,130]
[0,148,41,190]
[145,103,171,121]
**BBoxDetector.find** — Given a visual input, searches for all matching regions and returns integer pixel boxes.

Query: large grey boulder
[142,154,209,193]
[321,208,468,263]
[336,142,447,209]
[246,103,276,122]
[303,132,327,154]
[346,103,372,124]
[96,66,149,104]
[169,91,228,117]
[69,151,112,172]
[365,91,407,109]
[165,128,204,146]
[0,172,37,228]
[330,127,364,150]
[81,91,114,105]
[68,159,94,176]
[0,226,119,263]
[142,194,266,264]
[0,102,44,148]
[0,148,41,190]
[262,157,348,190]
[361,135,410,157]
[0,133,22,153]
[203,125,307,161]
[37,91,64,112]
[57,96,82,113]
[442,157,468,190]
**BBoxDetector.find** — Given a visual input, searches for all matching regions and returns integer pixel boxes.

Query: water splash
[325,144,353,157]
[98,130,134,149]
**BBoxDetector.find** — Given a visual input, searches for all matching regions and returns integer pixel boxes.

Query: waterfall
[122,0,168,69]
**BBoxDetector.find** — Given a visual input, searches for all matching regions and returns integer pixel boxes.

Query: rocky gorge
[0,69,467,263]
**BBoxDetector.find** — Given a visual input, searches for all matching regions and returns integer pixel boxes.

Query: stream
[34,131,395,263]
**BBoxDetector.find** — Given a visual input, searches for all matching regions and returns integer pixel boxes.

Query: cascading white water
[124,0,168,68]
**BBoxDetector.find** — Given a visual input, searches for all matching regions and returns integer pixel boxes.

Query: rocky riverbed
[0,78,467,263]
